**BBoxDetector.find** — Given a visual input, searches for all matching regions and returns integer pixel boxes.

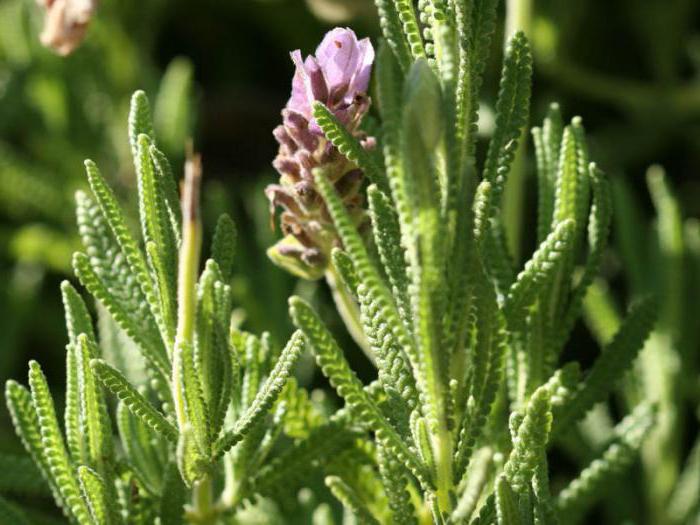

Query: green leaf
[312,101,386,191]
[73,252,170,379]
[610,176,647,293]
[61,280,96,346]
[367,185,411,325]
[373,0,412,70]
[454,258,506,481]
[289,297,430,489]
[314,170,422,407]
[532,454,558,524]
[503,385,553,494]
[326,475,381,525]
[195,260,233,439]
[252,414,361,498]
[211,213,237,281]
[532,103,564,243]
[483,31,532,206]
[153,57,194,155]
[452,448,494,523]
[77,466,109,525]
[82,160,168,363]
[74,190,159,348]
[178,339,210,456]
[136,132,178,345]
[116,401,168,495]
[64,344,83,463]
[551,124,586,231]
[443,177,483,359]
[495,475,521,525]
[91,359,178,442]
[5,381,64,510]
[467,0,499,112]
[556,403,656,520]
[552,297,657,436]
[504,219,576,332]
[128,90,155,161]
[213,330,305,458]
[76,335,114,472]
[356,269,418,426]
[375,43,418,276]
[331,248,360,298]
[27,361,92,523]
[391,0,426,59]
[376,444,417,525]
[558,164,612,343]
[149,144,182,244]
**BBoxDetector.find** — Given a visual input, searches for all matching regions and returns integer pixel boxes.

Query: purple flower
[288,28,374,131]
[266,28,375,280]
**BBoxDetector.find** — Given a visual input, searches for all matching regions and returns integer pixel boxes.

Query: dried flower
[37,0,96,56]
[266,28,375,279]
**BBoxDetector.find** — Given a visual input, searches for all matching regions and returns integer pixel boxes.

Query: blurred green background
[0,0,699,521]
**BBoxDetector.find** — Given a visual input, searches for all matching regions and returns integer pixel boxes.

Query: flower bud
[403,58,444,151]
[266,28,375,279]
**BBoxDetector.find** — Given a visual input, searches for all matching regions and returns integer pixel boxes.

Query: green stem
[173,154,202,430]
[502,0,533,263]
[325,265,375,365]
[505,0,532,40]
[187,475,217,524]
[433,423,455,515]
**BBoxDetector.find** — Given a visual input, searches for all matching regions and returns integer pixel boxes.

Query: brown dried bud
[37,0,97,56]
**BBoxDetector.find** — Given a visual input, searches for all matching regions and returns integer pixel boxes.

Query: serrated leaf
[74,191,158,349]
[495,476,521,525]
[27,361,92,523]
[211,213,237,281]
[116,401,168,495]
[483,31,532,206]
[289,297,430,489]
[367,185,411,326]
[552,297,657,436]
[503,385,553,494]
[504,219,576,333]
[77,466,109,525]
[5,382,64,509]
[76,335,113,473]
[149,144,182,245]
[373,0,412,70]
[129,90,155,154]
[61,280,96,346]
[391,0,426,59]
[82,160,168,364]
[556,403,656,520]
[214,330,305,458]
[313,101,386,191]
[326,475,381,525]
[73,252,170,380]
[91,359,178,442]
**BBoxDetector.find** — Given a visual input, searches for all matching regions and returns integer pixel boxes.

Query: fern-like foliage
[4,2,686,523]
[4,92,307,523]
[265,2,663,522]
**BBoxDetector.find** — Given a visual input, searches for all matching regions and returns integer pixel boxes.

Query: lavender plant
[266,1,660,523]
[2,1,677,524]
[3,93,316,524]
